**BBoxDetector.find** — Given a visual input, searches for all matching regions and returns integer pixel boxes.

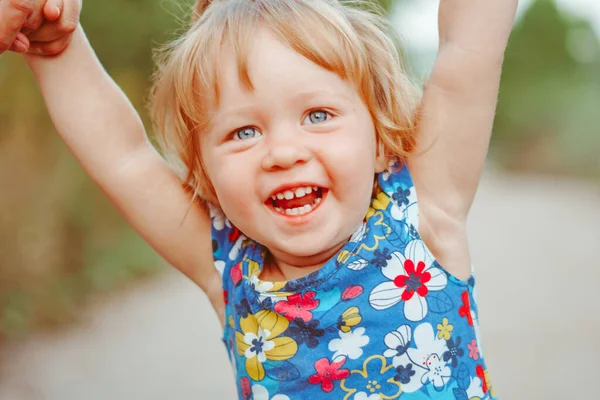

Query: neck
[261,241,347,282]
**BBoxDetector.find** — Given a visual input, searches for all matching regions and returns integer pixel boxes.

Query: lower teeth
[275,197,321,216]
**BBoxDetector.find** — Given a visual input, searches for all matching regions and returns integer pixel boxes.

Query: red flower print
[476,365,488,393]
[468,339,479,360]
[228,226,241,243]
[342,285,363,301]
[240,377,252,399]
[458,291,474,326]
[274,292,319,322]
[223,290,228,305]
[230,263,242,286]
[393,259,431,300]
[308,357,350,392]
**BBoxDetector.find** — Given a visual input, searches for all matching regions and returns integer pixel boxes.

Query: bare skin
[0,0,81,55]
[15,0,518,325]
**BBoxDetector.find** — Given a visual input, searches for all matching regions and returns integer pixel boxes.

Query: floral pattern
[368,240,448,321]
[211,161,497,399]
[274,292,319,322]
[328,327,370,361]
[235,310,298,381]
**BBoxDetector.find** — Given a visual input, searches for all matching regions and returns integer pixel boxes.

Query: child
[15,0,518,398]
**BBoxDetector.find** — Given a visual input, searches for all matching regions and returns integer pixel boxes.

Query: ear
[374,139,388,173]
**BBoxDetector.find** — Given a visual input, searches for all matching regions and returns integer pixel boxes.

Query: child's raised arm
[407,0,518,277]
[24,27,223,314]
[410,0,518,217]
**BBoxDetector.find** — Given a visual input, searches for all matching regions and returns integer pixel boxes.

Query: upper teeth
[272,186,317,201]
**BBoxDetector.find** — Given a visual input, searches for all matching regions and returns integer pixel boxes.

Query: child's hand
[25,0,82,56]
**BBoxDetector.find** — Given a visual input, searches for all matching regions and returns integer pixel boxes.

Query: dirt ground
[1,169,599,400]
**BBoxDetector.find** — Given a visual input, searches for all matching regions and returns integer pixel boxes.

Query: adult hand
[0,0,35,54]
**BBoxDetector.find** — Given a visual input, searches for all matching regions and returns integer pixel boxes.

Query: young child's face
[201,27,385,268]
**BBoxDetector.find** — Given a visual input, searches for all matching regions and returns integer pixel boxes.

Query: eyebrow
[209,89,354,134]
[290,89,354,105]
[217,89,353,117]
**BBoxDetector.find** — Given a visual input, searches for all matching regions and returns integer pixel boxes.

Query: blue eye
[304,110,331,125]
[234,127,261,140]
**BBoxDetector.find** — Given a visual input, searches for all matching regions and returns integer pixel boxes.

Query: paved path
[1,170,599,400]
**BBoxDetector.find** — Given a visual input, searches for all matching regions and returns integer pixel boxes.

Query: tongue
[274,192,318,209]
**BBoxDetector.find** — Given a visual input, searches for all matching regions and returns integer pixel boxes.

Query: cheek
[208,156,257,219]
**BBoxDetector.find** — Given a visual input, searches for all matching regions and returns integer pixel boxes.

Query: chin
[269,236,346,263]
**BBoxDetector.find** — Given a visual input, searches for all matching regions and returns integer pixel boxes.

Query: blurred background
[0,0,598,398]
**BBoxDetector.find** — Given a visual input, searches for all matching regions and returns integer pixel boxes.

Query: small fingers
[43,0,62,21]
[27,34,70,56]
[58,0,80,34]
[26,16,76,42]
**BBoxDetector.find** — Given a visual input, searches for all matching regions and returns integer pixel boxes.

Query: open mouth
[267,186,327,216]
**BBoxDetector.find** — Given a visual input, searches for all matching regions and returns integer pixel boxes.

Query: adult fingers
[8,31,30,53]
[0,0,34,54]
[26,0,78,41]
[21,0,46,34]
[42,0,62,21]
[27,32,70,55]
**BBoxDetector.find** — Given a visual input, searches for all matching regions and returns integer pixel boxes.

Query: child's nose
[261,133,312,171]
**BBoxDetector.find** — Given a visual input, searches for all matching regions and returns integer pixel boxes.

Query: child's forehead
[217,27,352,94]
[183,1,372,129]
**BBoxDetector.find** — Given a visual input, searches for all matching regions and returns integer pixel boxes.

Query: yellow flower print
[484,369,495,398]
[235,310,298,381]
[357,211,392,252]
[366,190,391,220]
[340,355,402,400]
[339,307,362,333]
[436,318,454,340]
[245,259,289,297]
[338,250,351,264]
[247,259,261,278]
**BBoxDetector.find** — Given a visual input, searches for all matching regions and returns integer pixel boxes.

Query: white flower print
[208,203,228,231]
[389,323,449,393]
[390,188,417,224]
[248,276,288,303]
[350,222,367,243]
[383,325,412,366]
[228,234,245,260]
[214,260,225,276]
[243,327,274,363]
[249,275,274,293]
[252,384,291,400]
[381,159,402,182]
[466,377,485,399]
[420,353,452,390]
[369,240,447,321]
[354,392,381,400]
[328,327,370,361]
[207,203,245,260]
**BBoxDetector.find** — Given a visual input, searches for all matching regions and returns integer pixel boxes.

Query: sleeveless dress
[210,160,497,400]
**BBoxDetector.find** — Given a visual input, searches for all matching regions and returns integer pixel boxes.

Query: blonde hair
[150,0,421,203]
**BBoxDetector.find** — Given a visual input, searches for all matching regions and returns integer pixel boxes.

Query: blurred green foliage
[493,0,600,177]
[0,0,598,340]
[0,0,191,340]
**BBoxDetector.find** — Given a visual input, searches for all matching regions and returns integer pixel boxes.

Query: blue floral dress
[210,160,497,400]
